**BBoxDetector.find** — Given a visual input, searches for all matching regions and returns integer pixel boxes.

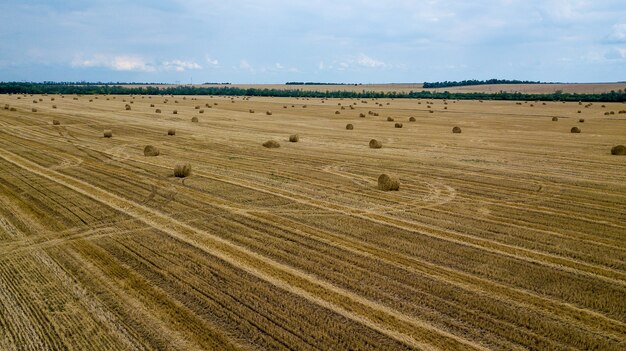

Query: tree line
[0,82,624,102]
[423,79,549,89]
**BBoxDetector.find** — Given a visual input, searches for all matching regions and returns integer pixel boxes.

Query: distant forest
[422,79,548,89]
[1,82,624,102]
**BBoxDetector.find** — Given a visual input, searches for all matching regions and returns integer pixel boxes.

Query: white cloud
[604,47,626,60]
[205,54,219,66]
[607,23,626,43]
[238,59,254,72]
[355,54,387,68]
[162,60,202,72]
[71,54,156,72]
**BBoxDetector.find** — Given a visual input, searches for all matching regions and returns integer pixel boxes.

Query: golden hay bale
[346,124,354,130]
[429,110,434,113]
[283,105,287,108]
[52,120,60,125]
[3,104,8,110]
[266,111,272,115]
[387,116,394,121]
[103,130,113,138]
[173,110,178,114]
[609,111,615,115]
[552,117,558,121]
[263,140,280,148]
[167,129,176,136]
[191,116,199,122]
[150,104,155,107]
[452,126,462,133]
[289,134,299,142]
[52,105,57,109]
[155,109,161,113]
[369,139,382,149]
[199,109,204,113]
[579,118,585,123]
[335,111,340,114]
[9,107,16,111]
[409,116,416,122]
[125,104,131,110]
[395,123,403,128]
[195,105,200,109]
[378,174,399,191]
[577,110,581,113]
[610,145,626,155]
[174,163,191,177]
[570,127,581,133]
[249,109,255,113]
[31,108,37,112]
[359,113,366,117]
[32,100,37,103]
[373,112,379,116]
[143,145,160,156]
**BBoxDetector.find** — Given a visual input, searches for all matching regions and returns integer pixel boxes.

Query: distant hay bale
[266,111,272,115]
[195,105,200,109]
[289,134,299,142]
[452,126,462,133]
[577,110,581,113]
[346,124,354,130]
[552,117,558,121]
[359,113,366,117]
[143,145,160,156]
[191,116,198,122]
[369,139,382,149]
[387,117,394,121]
[150,104,155,107]
[174,163,191,177]
[570,127,581,133]
[335,111,340,114]
[429,110,434,113]
[52,105,57,109]
[125,104,131,110]
[283,105,287,109]
[409,116,416,122]
[604,112,610,116]
[610,145,626,155]
[249,109,255,113]
[302,105,307,108]
[609,111,615,115]
[619,110,626,114]
[167,129,176,136]
[341,106,345,110]
[378,174,399,191]
[4,104,9,110]
[103,130,113,138]
[579,118,585,123]
[263,140,280,148]
[52,119,60,125]
[9,107,16,111]
[173,110,178,114]
[373,112,379,116]
[368,111,374,115]
[31,108,37,112]
[395,123,403,128]
[155,109,161,113]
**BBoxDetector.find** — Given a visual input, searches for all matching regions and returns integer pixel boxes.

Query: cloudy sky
[1,0,625,83]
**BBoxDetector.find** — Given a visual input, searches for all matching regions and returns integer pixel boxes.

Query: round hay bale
[3,104,8,110]
[191,116,199,122]
[346,124,354,130]
[52,105,57,109]
[378,174,399,191]
[610,145,626,155]
[395,123,403,128]
[579,118,585,123]
[167,129,176,136]
[369,139,382,149]
[150,104,155,107]
[174,163,191,178]
[263,140,280,148]
[249,109,255,113]
[289,134,299,142]
[155,109,161,113]
[552,117,558,121]
[387,116,394,121]
[266,111,273,115]
[359,113,365,117]
[335,111,340,115]
[143,145,160,156]
[52,120,60,125]
[570,127,581,133]
[9,107,16,111]
[199,109,204,113]
[452,126,462,133]
[125,104,131,110]
[173,110,178,114]
[195,105,200,109]
[103,130,113,138]
[31,108,37,112]
[409,117,416,122]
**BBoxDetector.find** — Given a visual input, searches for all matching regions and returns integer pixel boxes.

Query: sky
[0,0,625,84]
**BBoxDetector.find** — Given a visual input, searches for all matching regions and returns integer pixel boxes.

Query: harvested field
[0,94,625,351]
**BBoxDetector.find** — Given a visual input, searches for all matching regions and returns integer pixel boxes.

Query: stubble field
[0,93,625,350]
